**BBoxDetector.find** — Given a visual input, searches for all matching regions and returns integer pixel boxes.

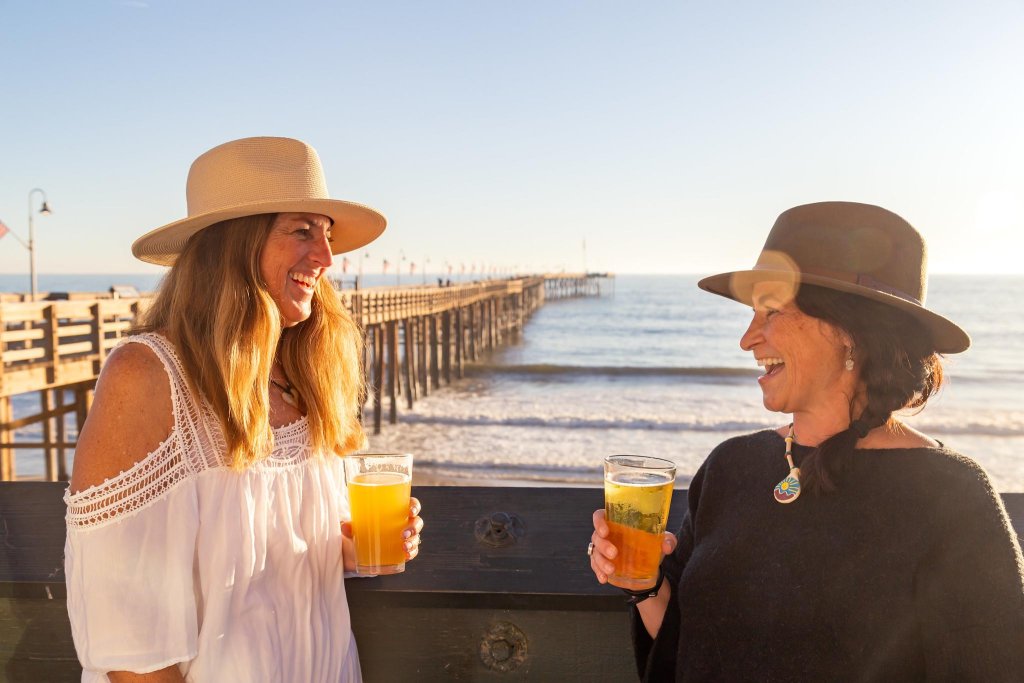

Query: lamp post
[28,189,52,302]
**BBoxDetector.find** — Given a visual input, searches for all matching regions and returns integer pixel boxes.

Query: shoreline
[411,463,604,488]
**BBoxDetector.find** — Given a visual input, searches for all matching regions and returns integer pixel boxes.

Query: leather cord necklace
[270,363,300,408]
[773,424,801,504]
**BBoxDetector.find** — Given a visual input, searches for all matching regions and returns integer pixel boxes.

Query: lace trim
[65,434,190,528]
[261,416,314,467]
[66,334,319,528]
[204,408,315,469]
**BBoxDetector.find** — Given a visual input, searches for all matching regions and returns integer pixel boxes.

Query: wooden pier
[0,274,612,481]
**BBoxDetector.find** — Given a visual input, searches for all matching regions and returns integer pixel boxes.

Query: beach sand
[412,464,602,488]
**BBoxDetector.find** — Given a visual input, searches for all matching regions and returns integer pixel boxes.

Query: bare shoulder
[861,420,940,450]
[69,341,175,494]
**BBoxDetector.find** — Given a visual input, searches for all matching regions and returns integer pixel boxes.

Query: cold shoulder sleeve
[65,473,200,673]
[64,334,205,674]
[914,455,1024,679]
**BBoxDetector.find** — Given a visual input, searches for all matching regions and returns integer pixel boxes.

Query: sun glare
[975,191,1022,235]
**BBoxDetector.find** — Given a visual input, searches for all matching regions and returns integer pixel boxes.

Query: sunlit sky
[2,1,1022,280]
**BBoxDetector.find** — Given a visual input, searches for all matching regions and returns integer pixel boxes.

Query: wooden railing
[0,298,145,397]
[0,484,1021,681]
[0,298,147,481]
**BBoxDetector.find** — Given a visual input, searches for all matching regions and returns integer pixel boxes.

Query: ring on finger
[587,542,595,557]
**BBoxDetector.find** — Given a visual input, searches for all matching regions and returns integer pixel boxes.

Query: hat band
[799,265,922,306]
[749,262,925,305]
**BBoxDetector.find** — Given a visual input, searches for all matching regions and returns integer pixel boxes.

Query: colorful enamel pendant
[773,425,801,504]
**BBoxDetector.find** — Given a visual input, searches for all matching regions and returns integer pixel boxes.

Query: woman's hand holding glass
[402,497,424,561]
[590,509,676,585]
[592,508,677,638]
[342,497,423,572]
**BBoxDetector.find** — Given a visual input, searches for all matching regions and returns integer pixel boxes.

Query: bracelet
[620,567,665,605]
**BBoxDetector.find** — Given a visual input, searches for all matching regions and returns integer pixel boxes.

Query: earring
[844,347,855,372]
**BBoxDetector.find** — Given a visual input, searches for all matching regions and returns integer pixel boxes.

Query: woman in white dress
[64,136,423,682]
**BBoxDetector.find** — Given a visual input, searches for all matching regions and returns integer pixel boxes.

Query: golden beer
[344,454,413,575]
[604,456,675,590]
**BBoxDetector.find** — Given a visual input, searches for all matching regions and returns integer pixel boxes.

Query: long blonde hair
[138,213,366,468]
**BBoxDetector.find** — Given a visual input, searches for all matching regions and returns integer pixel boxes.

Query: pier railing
[0,274,612,481]
[0,483,1021,681]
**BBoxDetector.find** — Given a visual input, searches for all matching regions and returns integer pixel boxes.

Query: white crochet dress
[64,333,361,682]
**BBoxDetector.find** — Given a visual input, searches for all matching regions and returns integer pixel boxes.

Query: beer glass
[603,455,676,590]
[344,453,413,575]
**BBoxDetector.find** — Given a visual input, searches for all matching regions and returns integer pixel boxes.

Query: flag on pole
[0,220,9,240]
[410,262,416,275]
[342,256,351,274]
[382,258,390,274]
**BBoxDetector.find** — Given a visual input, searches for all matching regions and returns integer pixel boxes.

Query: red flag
[0,220,9,240]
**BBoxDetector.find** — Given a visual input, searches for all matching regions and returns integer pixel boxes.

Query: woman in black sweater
[589,202,1024,681]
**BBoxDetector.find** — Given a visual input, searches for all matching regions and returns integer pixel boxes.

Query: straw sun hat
[132,136,386,266]
[697,201,970,354]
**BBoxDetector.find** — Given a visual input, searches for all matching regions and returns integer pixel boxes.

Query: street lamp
[28,189,52,302]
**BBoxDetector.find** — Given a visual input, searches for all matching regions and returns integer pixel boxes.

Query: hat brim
[697,269,970,354]
[131,198,386,266]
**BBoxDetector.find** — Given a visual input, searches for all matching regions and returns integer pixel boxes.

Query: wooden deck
[0,274,613,481]
[1,483,1022,681]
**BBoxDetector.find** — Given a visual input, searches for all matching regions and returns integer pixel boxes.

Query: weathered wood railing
[0,274,613,480]
[1,484,1021,681]
[0,298,144,482]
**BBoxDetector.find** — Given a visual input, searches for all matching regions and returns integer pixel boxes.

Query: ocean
[3,273,1023,491]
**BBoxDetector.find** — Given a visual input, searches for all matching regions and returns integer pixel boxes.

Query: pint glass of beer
[343,453,413,575]
[603,455,676,590]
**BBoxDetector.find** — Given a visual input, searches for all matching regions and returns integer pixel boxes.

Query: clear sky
[2,1,1022,279]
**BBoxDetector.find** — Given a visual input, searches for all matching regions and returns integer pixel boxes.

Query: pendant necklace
[270,363,300,408]
[773,424,801,504]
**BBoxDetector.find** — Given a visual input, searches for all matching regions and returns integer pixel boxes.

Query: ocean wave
[908,421,1024,437]
[467,362,1020,385]
[399,414,773,432]
[467,363,760,379]
[410,458,695,485]
[399,413,1024,437]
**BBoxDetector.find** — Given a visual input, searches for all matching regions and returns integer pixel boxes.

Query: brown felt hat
[697,201,970,353]
[132,136,386,265]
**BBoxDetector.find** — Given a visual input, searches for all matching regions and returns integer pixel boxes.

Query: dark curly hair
[793,284,945,492]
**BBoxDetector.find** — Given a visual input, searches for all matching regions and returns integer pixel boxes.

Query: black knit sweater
[633,430,1024,682]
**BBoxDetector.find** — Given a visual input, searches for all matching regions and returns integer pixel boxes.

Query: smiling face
[740,281,857,417]
[259,212,334,327]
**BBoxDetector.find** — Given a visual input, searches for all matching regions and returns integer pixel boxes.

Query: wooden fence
[1,483,1021,681]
